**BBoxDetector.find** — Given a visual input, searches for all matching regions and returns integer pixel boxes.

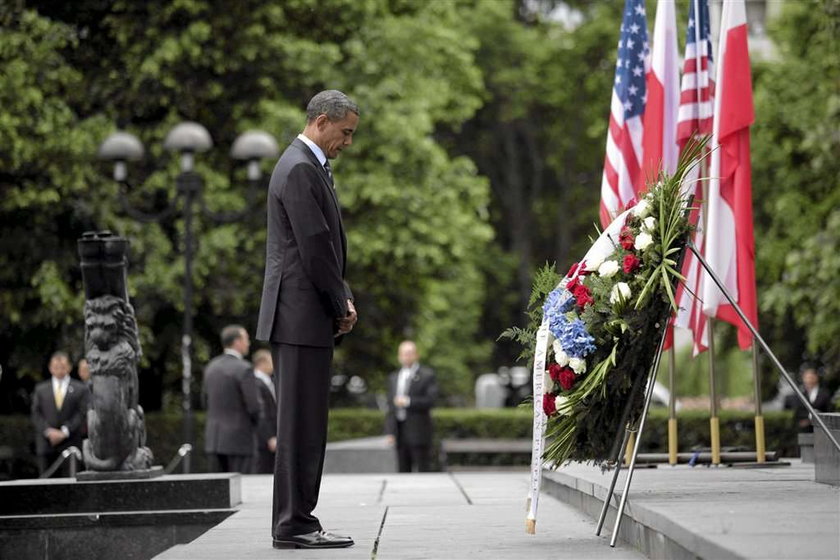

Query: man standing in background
[202,325,260,473]
[385,340,438,473]
[256,90,359,549]
[252,349,277,474]
[31,351,90,476]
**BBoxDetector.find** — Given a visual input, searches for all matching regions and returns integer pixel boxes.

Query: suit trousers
[396,421,431,473]
[271,342,333,538]
[209,453,252,474]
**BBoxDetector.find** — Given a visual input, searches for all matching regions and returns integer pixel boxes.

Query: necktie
[54,383,65,410]
[323,160,334,187]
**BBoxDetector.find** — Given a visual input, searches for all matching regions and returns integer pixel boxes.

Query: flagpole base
[526,518,536,535]
[668,418,678,465]
[710,416,721,465]
[755,415,766,463]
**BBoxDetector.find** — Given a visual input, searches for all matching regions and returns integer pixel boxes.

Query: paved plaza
[153,461,840,560]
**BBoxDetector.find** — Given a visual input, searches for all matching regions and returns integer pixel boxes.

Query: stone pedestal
[0,473,240,560]
[814,413,840,486]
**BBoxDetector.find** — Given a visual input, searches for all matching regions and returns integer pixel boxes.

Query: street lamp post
[98,122,278,473]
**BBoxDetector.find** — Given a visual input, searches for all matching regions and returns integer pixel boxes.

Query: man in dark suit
[251,349,277,474]
[385,340,439,473]
[786,364,834,432]
[31,351,90,476]
[256,90,359,550]
[202,325,261,473]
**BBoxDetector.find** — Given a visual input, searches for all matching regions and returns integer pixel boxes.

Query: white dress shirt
[297,133,327,167]
[395,363,419,422]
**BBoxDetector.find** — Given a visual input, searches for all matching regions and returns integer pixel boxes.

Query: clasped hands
[335,299,358,336]
[45,427,67,447]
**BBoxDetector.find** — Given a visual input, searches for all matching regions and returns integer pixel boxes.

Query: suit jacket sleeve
[384,373,397,436]
[408,368,438,412]
[283,163,348,318]
[256,385,275,446]
[238,364,261,427]
[64,383,89,434]
[31,386,48,435]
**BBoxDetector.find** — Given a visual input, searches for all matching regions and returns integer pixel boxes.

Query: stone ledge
[0,473,241,515]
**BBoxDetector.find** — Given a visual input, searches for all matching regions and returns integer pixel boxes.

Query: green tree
[0,1,492,409]
[752,0,840,388]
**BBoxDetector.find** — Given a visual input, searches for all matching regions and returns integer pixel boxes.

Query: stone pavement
[543,460,840,560]
[153,471,643,559]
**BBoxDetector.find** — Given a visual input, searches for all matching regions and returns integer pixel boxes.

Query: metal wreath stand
[595,240,840,547]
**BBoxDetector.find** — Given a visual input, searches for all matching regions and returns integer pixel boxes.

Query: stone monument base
[0,473,240,560]
[76,465,164,481]
[814,413,840,486]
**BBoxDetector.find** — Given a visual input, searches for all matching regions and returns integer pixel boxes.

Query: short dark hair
[306,90,359,123]
[220,325,245,348]
[252,349,272,369]
[50,351,70,363]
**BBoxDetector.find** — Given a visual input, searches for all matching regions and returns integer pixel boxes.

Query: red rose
[548,363,563,382]
[573,283,594,309]
[619,227,635,250]
[566,261,591,278]
[623,253,641,274]
[542,392,557,416]
[558,367,576,391]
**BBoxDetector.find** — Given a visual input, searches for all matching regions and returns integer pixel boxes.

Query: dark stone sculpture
[77,231,157,477]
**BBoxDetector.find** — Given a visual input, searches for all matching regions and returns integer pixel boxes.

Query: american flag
[599,0,650,228]
[677,0,715,145]
[672,0,716,354]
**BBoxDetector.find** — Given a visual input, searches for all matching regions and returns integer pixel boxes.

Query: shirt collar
[224,348,243,360]
[254,369,272,385]
[297,133,327,167]
[52,376,69,390]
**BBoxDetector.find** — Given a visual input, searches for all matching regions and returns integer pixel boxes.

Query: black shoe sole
[272,540,354,549]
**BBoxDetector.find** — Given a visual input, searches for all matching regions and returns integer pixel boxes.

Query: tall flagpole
[696,0,721,466]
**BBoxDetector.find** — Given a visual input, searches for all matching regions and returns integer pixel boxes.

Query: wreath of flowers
[505,140,706,467]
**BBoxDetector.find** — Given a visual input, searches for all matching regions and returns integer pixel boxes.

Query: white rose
[610,282,632,304]
[585,251,606,272]
[632,199,650,218]
[555,395,572,416]
[568,357,587,375]
[598,260,620,278]
[552,340,570,366]
[642,216,657,232]
[634,231,653,251]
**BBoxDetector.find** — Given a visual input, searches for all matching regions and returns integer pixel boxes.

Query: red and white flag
[599,0,650,228]
[672,0,716,354]
[701,0,757,349]
[642,0,680,180]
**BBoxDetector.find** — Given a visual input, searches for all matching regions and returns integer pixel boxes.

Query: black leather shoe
[273,530,354,549]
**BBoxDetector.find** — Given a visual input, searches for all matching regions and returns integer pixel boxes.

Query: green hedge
[0,408,799,477]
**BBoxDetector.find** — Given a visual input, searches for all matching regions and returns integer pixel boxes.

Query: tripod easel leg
[595,426,631,536]
[609,333,667,547]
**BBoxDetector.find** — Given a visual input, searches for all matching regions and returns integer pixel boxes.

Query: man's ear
[315,114,330,131]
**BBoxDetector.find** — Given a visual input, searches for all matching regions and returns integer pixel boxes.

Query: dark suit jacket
[256,138,351,346]
[385,365,438,447]
[255,376,277,451]
[791,386,834,423]
[31,378,90,456]
[202,353,261,456]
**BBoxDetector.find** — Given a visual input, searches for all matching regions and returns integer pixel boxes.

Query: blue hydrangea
[557,318,596,358]
[543,288,575,319]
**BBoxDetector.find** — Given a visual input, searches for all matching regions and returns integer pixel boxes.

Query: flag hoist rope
[526,320,550,534]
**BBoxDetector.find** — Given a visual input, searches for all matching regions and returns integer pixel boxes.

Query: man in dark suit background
[31,351,90,476]
[385,340,439,473]
[251,349,277,474]
[202,325,260,473]
[785,364,834,432]
[256,90,359,550]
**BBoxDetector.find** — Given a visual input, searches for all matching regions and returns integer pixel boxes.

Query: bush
[0,407,799,477]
